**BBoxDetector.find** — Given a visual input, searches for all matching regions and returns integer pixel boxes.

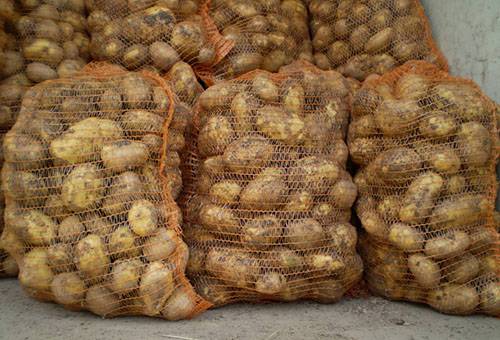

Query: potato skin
[428,285,479,315]
[239,168,287,210]
[61,164,104,212]
[51,272,86,308]
[222,136,273,174]
[408,254,440,289]
[75,234,110,280]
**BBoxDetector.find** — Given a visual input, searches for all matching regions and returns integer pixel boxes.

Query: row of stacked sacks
[0,64,210,319]
[182,61,363,305]
[349,61,499,316]
[1,0,90,131]
[307,0,448,80]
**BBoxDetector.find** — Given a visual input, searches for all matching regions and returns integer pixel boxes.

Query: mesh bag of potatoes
[86,0,215,106]
[0,132,19,278]
[348,61,499,316]
[196,0,313,84]
[1,0,90,132]
[0,63,211,319]
[308,0,448,81]
[1,1,24,131]
[182,61,363,306]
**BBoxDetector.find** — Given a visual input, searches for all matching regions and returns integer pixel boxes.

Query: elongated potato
[408,254,440,289]
[399,172,443,224]
[428,284,479,315]
[140,261,174,316]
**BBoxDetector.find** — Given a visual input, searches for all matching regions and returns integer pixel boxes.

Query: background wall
[421,0,500,103]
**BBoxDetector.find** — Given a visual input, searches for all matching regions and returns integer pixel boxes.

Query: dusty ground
[0,278,497,340]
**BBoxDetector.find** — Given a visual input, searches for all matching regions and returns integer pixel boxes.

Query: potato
[242,214,282,249]
[358,210,387,238]
[149,41,179,71]
[57,59,83,78]
[282,82,304,115]
[269,247,303,270]
[372,147,422,182]
[222,136,273,174]
[374,99,421,135]
[286,218,323,250]
[26,62,58,82]
[110,259,142,294]
[209,180,241,205]
[108,225,140,259]
[256,105,304,145]
[285,190,313,212]
[428,284,479,315]
[388,223,423,252]
[143,228,178,262]
[61,164,104,212]
[424,231,471,260]
[161,288,197,321]
[428,146,461,174]
[47,243,73,273]
[19,248,54,293]
[457,122,492,167]
[198,115,234,157]
[255,272,287,295]
[252,74,279,102]
[14,210,56,246]
[85,285,120,317]
[365,28,393,54]
[121,74,152,107]
[399,172,444,224]
[2,254,19,277]
[445,254,480,284]
[394,73,430,101]
[348,138,380,166]
[121,110,162,136]
[198,83,232,111]
[75,234,110,280]
[128,200,158,237]
[307,253,345,274]
[1,51,24,78]
[199,204,239,233]
[102,171,144,215]
[419,111,457,139]
[23,38,64,65]
[432,83,488,121]
[51,272,85,308]
[3,132,46,169]
[350,25,370,52]
[140,261,174,316]
[376,195,400,221]
[430,195,489,230]
[289,156,340,195]
[50,118,123,164]
[328,179,357,209]
[101,140,149,172]
[240,168,287,210]
[205,249,257,288]
[480,282,500,316]
[170,20,204,57]
[408,254,440,289]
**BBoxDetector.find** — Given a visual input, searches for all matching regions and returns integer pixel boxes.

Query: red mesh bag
[182,60,363,306]
[308,0,448,81]
[0,63,210,319]
[196,0,313,85]
[348,61,499,316]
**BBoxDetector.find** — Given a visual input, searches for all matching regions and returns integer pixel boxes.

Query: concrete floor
[0,279,497,340]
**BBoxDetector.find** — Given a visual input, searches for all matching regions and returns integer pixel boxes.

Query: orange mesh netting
[196,0,313,85]
[0,63,210,319]
[348,60,499,316]
[181,60,363,306]
[308,0,448,81]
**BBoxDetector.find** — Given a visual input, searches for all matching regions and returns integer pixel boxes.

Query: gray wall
[421,0,500,103]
